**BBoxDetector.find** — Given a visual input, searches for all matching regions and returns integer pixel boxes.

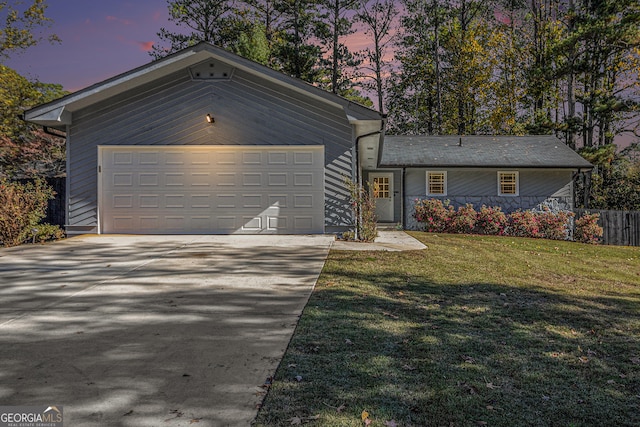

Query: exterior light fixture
[206,113,215,124]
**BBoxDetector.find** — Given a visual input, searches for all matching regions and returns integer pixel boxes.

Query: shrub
[344,177,377,242]
[476,205,508,235]
[413,198,599,245]
[0,179,55,247]
[508,210,540,238]
[447,203,476,234]
[536,208,575,240]
[413,198,451,232]
[574,213,603,244]
[32,223,65,243]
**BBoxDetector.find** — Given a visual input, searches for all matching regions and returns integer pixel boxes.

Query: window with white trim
[498,171,519,196]
[426,171,447,196]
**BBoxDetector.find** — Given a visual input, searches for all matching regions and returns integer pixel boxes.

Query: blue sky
[5,0,171,91]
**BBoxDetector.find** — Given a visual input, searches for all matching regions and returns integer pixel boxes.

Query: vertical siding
[67,66,355,232]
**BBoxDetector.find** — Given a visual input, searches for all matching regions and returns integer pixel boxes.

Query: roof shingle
[379,135,593,169]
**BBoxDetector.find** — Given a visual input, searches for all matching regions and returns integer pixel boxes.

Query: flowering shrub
[0,179,55,247]
[476,205,508,235]
[447,204,477,234]
[574,213,603,244]
[413,198,582,243]
[537,208,574,240]
[413,198,452,232]
[508,210,540,238]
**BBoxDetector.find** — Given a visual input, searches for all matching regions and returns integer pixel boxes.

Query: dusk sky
[5,0,177,92]
[4,0,374,93]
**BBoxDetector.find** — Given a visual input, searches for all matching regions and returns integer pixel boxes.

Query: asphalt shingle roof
[379,135,593,169]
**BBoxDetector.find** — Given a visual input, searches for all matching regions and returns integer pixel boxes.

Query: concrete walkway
[0,235,333,427]
[331,230,427,251]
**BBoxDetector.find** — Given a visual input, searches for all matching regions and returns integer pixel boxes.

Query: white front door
[369,172,394,222]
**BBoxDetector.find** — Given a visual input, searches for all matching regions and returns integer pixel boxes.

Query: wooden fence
[574,209,640,247]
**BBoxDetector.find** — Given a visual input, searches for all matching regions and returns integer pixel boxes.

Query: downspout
[354,124,385,240]
[402,167,406,229]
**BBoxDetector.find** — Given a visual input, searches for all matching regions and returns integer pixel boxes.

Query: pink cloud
[114,35,155,52]
[138,41,154,52]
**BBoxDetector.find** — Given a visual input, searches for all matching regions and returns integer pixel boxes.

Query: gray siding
[405,168,575,229]
[67,66,354,232]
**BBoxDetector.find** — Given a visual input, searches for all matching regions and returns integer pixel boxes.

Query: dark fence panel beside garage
[45,177,66,227]
[574,209,640,246]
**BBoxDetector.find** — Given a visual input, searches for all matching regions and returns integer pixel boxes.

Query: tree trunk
[331,0,339,93]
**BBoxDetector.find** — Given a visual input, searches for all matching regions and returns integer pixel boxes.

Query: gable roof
[24,42,382,130]
[379,135,593,169]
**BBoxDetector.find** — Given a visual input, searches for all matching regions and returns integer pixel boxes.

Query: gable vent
[189,60,235,81]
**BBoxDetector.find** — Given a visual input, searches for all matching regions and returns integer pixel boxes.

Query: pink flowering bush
[574,213,603,244]
[413,199,583,242]
[508,210,540,238]
[447,204,477,234]
[413,198,452,232]
[537,208,574,240]
[476,205,508,235]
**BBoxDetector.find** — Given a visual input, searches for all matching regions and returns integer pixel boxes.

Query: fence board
[574,209,640,247]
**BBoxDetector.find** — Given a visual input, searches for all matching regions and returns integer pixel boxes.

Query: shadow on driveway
[0,235,332,426]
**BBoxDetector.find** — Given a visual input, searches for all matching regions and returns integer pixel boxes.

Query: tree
[578,144,640,210]
[440,0,492,135]
[273,0,324,81]
[387,0,443,134]
[150,0,242,59]
[232,23,271,64]
[486,0,528,135]
[0,0,59,59]
[0,65,66,178]
[356,0,396,113]
[316,0,361,95]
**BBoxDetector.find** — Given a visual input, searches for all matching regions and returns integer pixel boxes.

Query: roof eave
[378,163,594,169]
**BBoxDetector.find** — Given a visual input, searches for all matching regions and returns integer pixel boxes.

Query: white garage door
[99,146,325,234]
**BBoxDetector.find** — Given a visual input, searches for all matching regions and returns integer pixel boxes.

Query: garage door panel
[101,146,324,234]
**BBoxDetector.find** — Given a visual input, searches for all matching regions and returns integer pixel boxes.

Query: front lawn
[254,233,640,426]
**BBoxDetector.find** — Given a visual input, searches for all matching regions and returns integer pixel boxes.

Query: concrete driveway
[0,234,333,426]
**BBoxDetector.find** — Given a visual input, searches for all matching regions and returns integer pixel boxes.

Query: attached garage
[99,146,324,234]
[24,42,384,236]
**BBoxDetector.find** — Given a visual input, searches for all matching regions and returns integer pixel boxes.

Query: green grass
[254,233,640,427]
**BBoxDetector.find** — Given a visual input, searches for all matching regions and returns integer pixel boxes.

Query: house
[25,43,592,236]
[25,42,384,235]
[367,135,593,229]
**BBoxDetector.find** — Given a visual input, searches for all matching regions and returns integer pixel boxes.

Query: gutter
[43,126,67,139]
[19,113,67,139]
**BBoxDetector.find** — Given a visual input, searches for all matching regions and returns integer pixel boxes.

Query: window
[426,171,447,196]
[372,176,390,198]
[498,171,519,196]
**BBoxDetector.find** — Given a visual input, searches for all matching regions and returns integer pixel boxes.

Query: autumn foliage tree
[0,0,59,58]
[0,65,66,178]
